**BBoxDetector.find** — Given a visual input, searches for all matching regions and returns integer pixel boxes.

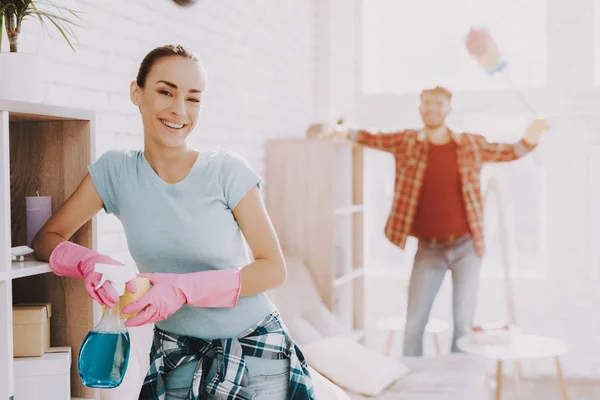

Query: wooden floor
[499,378,600,400]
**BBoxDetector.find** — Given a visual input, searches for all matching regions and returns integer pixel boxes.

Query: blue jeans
[403,236,482,357]
[165,356,290,399]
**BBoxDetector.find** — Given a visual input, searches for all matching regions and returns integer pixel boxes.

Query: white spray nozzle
[94,263,139,297]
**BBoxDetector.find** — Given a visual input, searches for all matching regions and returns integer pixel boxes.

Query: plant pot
[0,53,43,103]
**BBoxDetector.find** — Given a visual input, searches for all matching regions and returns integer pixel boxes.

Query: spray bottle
[78,263,141,388]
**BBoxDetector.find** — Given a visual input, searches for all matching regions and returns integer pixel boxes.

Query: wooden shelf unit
[266,138,365,335]
[0,100,96,399]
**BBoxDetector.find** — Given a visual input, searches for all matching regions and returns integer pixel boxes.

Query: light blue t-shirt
[88,149,276,339]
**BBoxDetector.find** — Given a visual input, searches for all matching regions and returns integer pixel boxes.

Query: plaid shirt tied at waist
[138,311,315,400]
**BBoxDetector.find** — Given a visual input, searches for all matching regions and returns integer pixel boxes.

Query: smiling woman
[130,46,206,164]
[30,45,315,400]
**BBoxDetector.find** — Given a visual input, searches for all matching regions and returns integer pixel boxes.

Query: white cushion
[285,317,323,346]
[302,336,410,397]
[347,355,488,399]
[309,367,351,400]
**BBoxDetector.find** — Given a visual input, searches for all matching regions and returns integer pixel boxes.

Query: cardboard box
[13,303,52,357]
[14,346,71,400]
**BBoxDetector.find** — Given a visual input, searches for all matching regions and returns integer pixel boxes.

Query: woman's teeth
[161,119,184,129]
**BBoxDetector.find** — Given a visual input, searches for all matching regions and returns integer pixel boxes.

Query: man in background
[315,86,549,356]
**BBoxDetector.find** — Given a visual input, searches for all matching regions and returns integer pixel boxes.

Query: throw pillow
[302,336,410,397]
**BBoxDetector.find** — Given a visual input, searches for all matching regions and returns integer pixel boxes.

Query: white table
[377,316,450,356]
[457,334,572,400]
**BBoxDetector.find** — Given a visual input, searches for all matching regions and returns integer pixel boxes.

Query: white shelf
[10,260,51,279]
[334,267,365,288]
[0,99,96,121]
[333,205,363,215]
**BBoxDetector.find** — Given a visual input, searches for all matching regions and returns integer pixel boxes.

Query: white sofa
[268,255,489,399]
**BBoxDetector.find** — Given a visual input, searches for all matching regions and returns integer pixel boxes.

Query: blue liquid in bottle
[78,302,131,388]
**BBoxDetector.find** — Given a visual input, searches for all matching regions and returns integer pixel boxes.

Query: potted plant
[0,0,80,102]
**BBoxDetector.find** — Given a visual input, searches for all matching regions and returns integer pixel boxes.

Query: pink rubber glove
[122,268,241,327]
[48,241,136,308]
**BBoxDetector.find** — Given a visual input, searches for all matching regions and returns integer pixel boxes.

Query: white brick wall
[16,0,317,261]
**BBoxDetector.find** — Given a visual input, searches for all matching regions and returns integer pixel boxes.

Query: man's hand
[305,122,350,139]
[524,118,550,146]
[306,123,326,138]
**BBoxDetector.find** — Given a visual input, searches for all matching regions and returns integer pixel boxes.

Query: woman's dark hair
[136,45,200,88]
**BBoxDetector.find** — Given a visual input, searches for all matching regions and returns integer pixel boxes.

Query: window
[360,0,548,94]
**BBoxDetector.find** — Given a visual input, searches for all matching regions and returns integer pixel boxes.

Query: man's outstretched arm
[348,128,407,154]
[309,123,408,154]
[473,119,550,163]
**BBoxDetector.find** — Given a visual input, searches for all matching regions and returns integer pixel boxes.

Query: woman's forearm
[31,231,66,262]
[239,258,286,297]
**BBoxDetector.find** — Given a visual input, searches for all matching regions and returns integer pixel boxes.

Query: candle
[26,194,52,246]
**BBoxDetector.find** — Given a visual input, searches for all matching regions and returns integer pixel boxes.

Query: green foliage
[0,0,80,52]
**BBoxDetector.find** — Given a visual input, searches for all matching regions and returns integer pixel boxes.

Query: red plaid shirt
[353,128,536,256]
